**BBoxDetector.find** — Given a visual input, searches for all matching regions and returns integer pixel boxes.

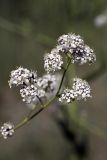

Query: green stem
[15,117,28,130]
[56,57,71,96]
[15,108,44,130]
[36,95,44,107]
[0,57,71,138]
[14,96,57,131]
[14,58,71,131]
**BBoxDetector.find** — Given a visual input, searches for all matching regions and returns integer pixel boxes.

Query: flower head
[44,48,63,73]
[9,67,37,88]
[71,45,96,64]
[59,78,91,103]
[20,85,45,104]
[0,122,14,139]
[57,33,84,53]
[19,73,58,104]
[84,45,96,64]
[59,88,76,103]
[72,78,91,100]
[57,33,96,65]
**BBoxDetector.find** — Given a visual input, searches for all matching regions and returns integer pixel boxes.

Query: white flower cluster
[20,74,61,104]
[9,67,37,88]
[57,33,96,64]
[59,78,91,103]
[72,78,91,100]
[44,33,96,73]
[44,48,63,73]
[0,122,14,139]
[0,32,96,139]
[57,33,84,53]
[59,88,77,103]
[20,85,45,104]
[71,45,96,64]
[9,67,61,104]
[8,33,96,105]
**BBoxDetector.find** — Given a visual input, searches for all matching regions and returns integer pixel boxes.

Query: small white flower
[57,33,96,65]
[71,45,96,64]
[84,45,96,64]
[57,33,84,53]
[9,67,37,88]
[72,78,91,100]
[20,85,45,104]
[0,122,14,139]
[59,78,91,103]
[44,48,63,73]
[59,89,76,103]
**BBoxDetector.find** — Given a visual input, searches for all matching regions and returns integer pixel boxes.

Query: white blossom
[44,48,63,73]
[71,45,96,64]
[72,78,91,100]
[57,33,84,53]
[57,33,96,64]
[59,88,76,103]
[84,45,96,64]
[0,122,14,139]
[9,67,37,88]
[20,85,45,104]
[8,33,95,106]
[59,78,91,103]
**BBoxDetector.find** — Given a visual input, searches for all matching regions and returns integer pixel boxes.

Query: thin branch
[14,108,44,130]
[56,57,71,96]
[0,58,72,137]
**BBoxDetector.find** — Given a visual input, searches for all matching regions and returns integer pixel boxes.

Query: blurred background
[0,0,107,160]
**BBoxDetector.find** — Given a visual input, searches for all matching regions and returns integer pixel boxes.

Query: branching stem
[0,56,71,135]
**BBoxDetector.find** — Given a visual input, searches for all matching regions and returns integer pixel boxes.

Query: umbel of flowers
[0,33,96,139]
